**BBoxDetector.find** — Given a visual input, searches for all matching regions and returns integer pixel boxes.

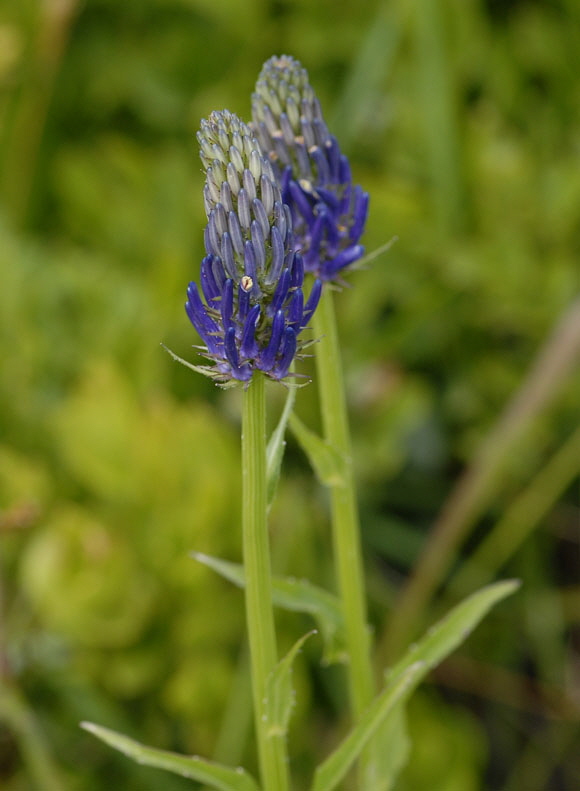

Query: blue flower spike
[251,55,369,282]
[186,109,321,385]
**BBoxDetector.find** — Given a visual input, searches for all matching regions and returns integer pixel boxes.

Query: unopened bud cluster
[186,110,321,384]
[185,57,368,384]
[251,55,369,282]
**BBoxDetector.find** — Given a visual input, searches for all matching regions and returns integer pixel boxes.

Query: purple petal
[350,188,369,242]
[310,146,331,184]
[338,154,352,185]
[244,240,257,282]
[326,244,364,277]
[287,288,304,331]
[301,279,322,327]
[238,281,251,322]
[260,174,275,215]
[205,216,220,257]
[289,180,315,227]
[250,220,265,272]
[210,255,226,289]
[200,255,221,303]
[238,188,251,229]
[252,198,270,238]
[258,310,285,371]
[185,282,221,354]
[315,187,341,212]
[220,182,234,213]
[241,304,260,358]
[325,137,341,180]
[220,278,234,329]
[242,169,257,201]
[266,225,285,287]
[221,232,237,279]
[270,268,291,315]
[224,326,240,368]
[228,210,244,256]
[273,328,297,379]
[273,200,287,242]
[289,252,304,290]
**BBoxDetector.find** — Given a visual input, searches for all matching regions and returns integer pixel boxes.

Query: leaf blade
[193,553,346,663]
[266,386,296,507]
[370,580,521,791]
[81,722,260,791]
[265,631,316,738]
[310,662,424,791]
[387,579,520,686]
[289,413,345,486]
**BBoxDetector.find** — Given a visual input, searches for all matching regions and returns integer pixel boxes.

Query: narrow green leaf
[81,722,260,791]
[265,631,316,738]
[266,386,296,507]
[364,581,520,791]
[387,579,520,686]
[193,554,346,663]
[363,706,409,791]
[289,413,346,486]
[310,663,425,791]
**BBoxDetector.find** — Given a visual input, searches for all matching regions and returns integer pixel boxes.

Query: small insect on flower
[251,55,369,283]
[241,275,253,292]
[185,110,321,385]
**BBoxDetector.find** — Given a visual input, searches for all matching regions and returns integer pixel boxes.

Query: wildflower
[251,55,369,282]
[186,110,321,385]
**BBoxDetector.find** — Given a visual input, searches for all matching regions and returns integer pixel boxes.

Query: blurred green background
[1,0,579,789]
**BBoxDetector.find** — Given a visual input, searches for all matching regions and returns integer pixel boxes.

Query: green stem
[0,684,65,791]
[313,288,375,717]
[242,374,289,791]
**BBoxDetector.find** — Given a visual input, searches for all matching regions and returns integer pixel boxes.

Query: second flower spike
[251,55,369,283]
[186,110,321,385]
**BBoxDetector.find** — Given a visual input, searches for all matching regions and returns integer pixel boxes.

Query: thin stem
[0,685,65,791]
[242,374,289,791]
[313,288,375,716]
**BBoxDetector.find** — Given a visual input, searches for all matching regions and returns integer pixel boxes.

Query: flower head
[251,55,369,282]
[186,109,321,385]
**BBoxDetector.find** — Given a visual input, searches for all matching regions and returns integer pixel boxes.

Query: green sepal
[310,662,424,791]
[289,413,346,486]
[193,553,346,663]
[161,344,240,389]
[266,386,296,508]
[81,722,260,791]
[265,631,316,738]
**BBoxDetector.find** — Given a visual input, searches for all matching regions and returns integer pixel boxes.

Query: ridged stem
[313,288,375,759]
[242,374,289,791]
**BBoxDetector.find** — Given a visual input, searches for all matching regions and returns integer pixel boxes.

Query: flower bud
[186,110,321,384]
[252,55,369,282]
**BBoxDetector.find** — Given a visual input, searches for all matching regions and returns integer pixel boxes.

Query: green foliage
[264,631,316,739]
[310,663,424,791]
[289,413,347,487]
[194,553,346,664]
[81,722,260,791]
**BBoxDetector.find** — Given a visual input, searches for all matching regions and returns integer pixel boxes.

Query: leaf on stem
[370,579,521,791]
[386,579,520,686]
[266,386,296,508]
[265,631,317,738]
[310,662,424,791]
[289,413,346,486]
[193,553,346,663]
[80,722,261,791]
